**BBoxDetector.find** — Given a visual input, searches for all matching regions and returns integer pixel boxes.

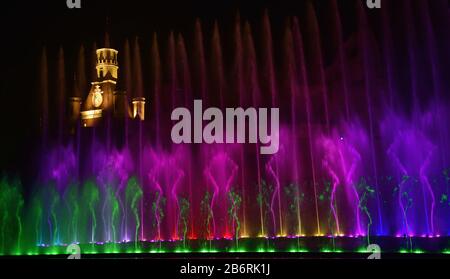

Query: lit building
[71,48,145,128]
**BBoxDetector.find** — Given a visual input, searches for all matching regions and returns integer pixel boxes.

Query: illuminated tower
[95,48,118,82]
[80,48,119,127]
[70,46,145,128]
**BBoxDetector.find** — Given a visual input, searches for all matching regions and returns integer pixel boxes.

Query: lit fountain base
[8,236,450,258]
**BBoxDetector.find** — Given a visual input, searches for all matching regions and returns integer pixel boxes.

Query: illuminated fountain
[0,0,449,256]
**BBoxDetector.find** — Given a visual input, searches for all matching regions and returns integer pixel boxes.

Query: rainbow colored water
[1,0,449,256]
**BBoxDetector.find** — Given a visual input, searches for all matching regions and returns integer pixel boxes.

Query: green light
[289,248,308,253]
[5,237,450,256]
[229,248,247,253]
[199,249,218,253]
[357,247,368,253]
[319,249,344,253]
[175,249,191,253]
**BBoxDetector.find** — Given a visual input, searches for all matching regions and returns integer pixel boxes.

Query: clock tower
[70,47,145,129]
[78,48,117,127]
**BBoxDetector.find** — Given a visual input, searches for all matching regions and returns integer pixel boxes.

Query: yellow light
[132,97,146,121]
[81,109,102,120]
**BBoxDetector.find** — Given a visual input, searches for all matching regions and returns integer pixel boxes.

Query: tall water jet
[304,1,330,133]
[283,18,302,236]
[89,42,98,177]
[329,0,351,120]
[122,39,133,149]
[402,0,437,235]
[260,11,283,236]
[150,33,161,148]
[380,2,396,109]
[192,20,212,239]
[38,47,49,152]
[74,45,87,179]
[132,37,145,239]
[176,34,193,106]
[291,17,321,235]
[193,19,208,102]
[232,13,248,237]
[403,0,421,113]
[261,10,277,107]
[243,21,265,236]
[356,1,383,233]
[176,33,196,238]
[167,32,178,109]
[210,21,226,108]
[56,47,66,144]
